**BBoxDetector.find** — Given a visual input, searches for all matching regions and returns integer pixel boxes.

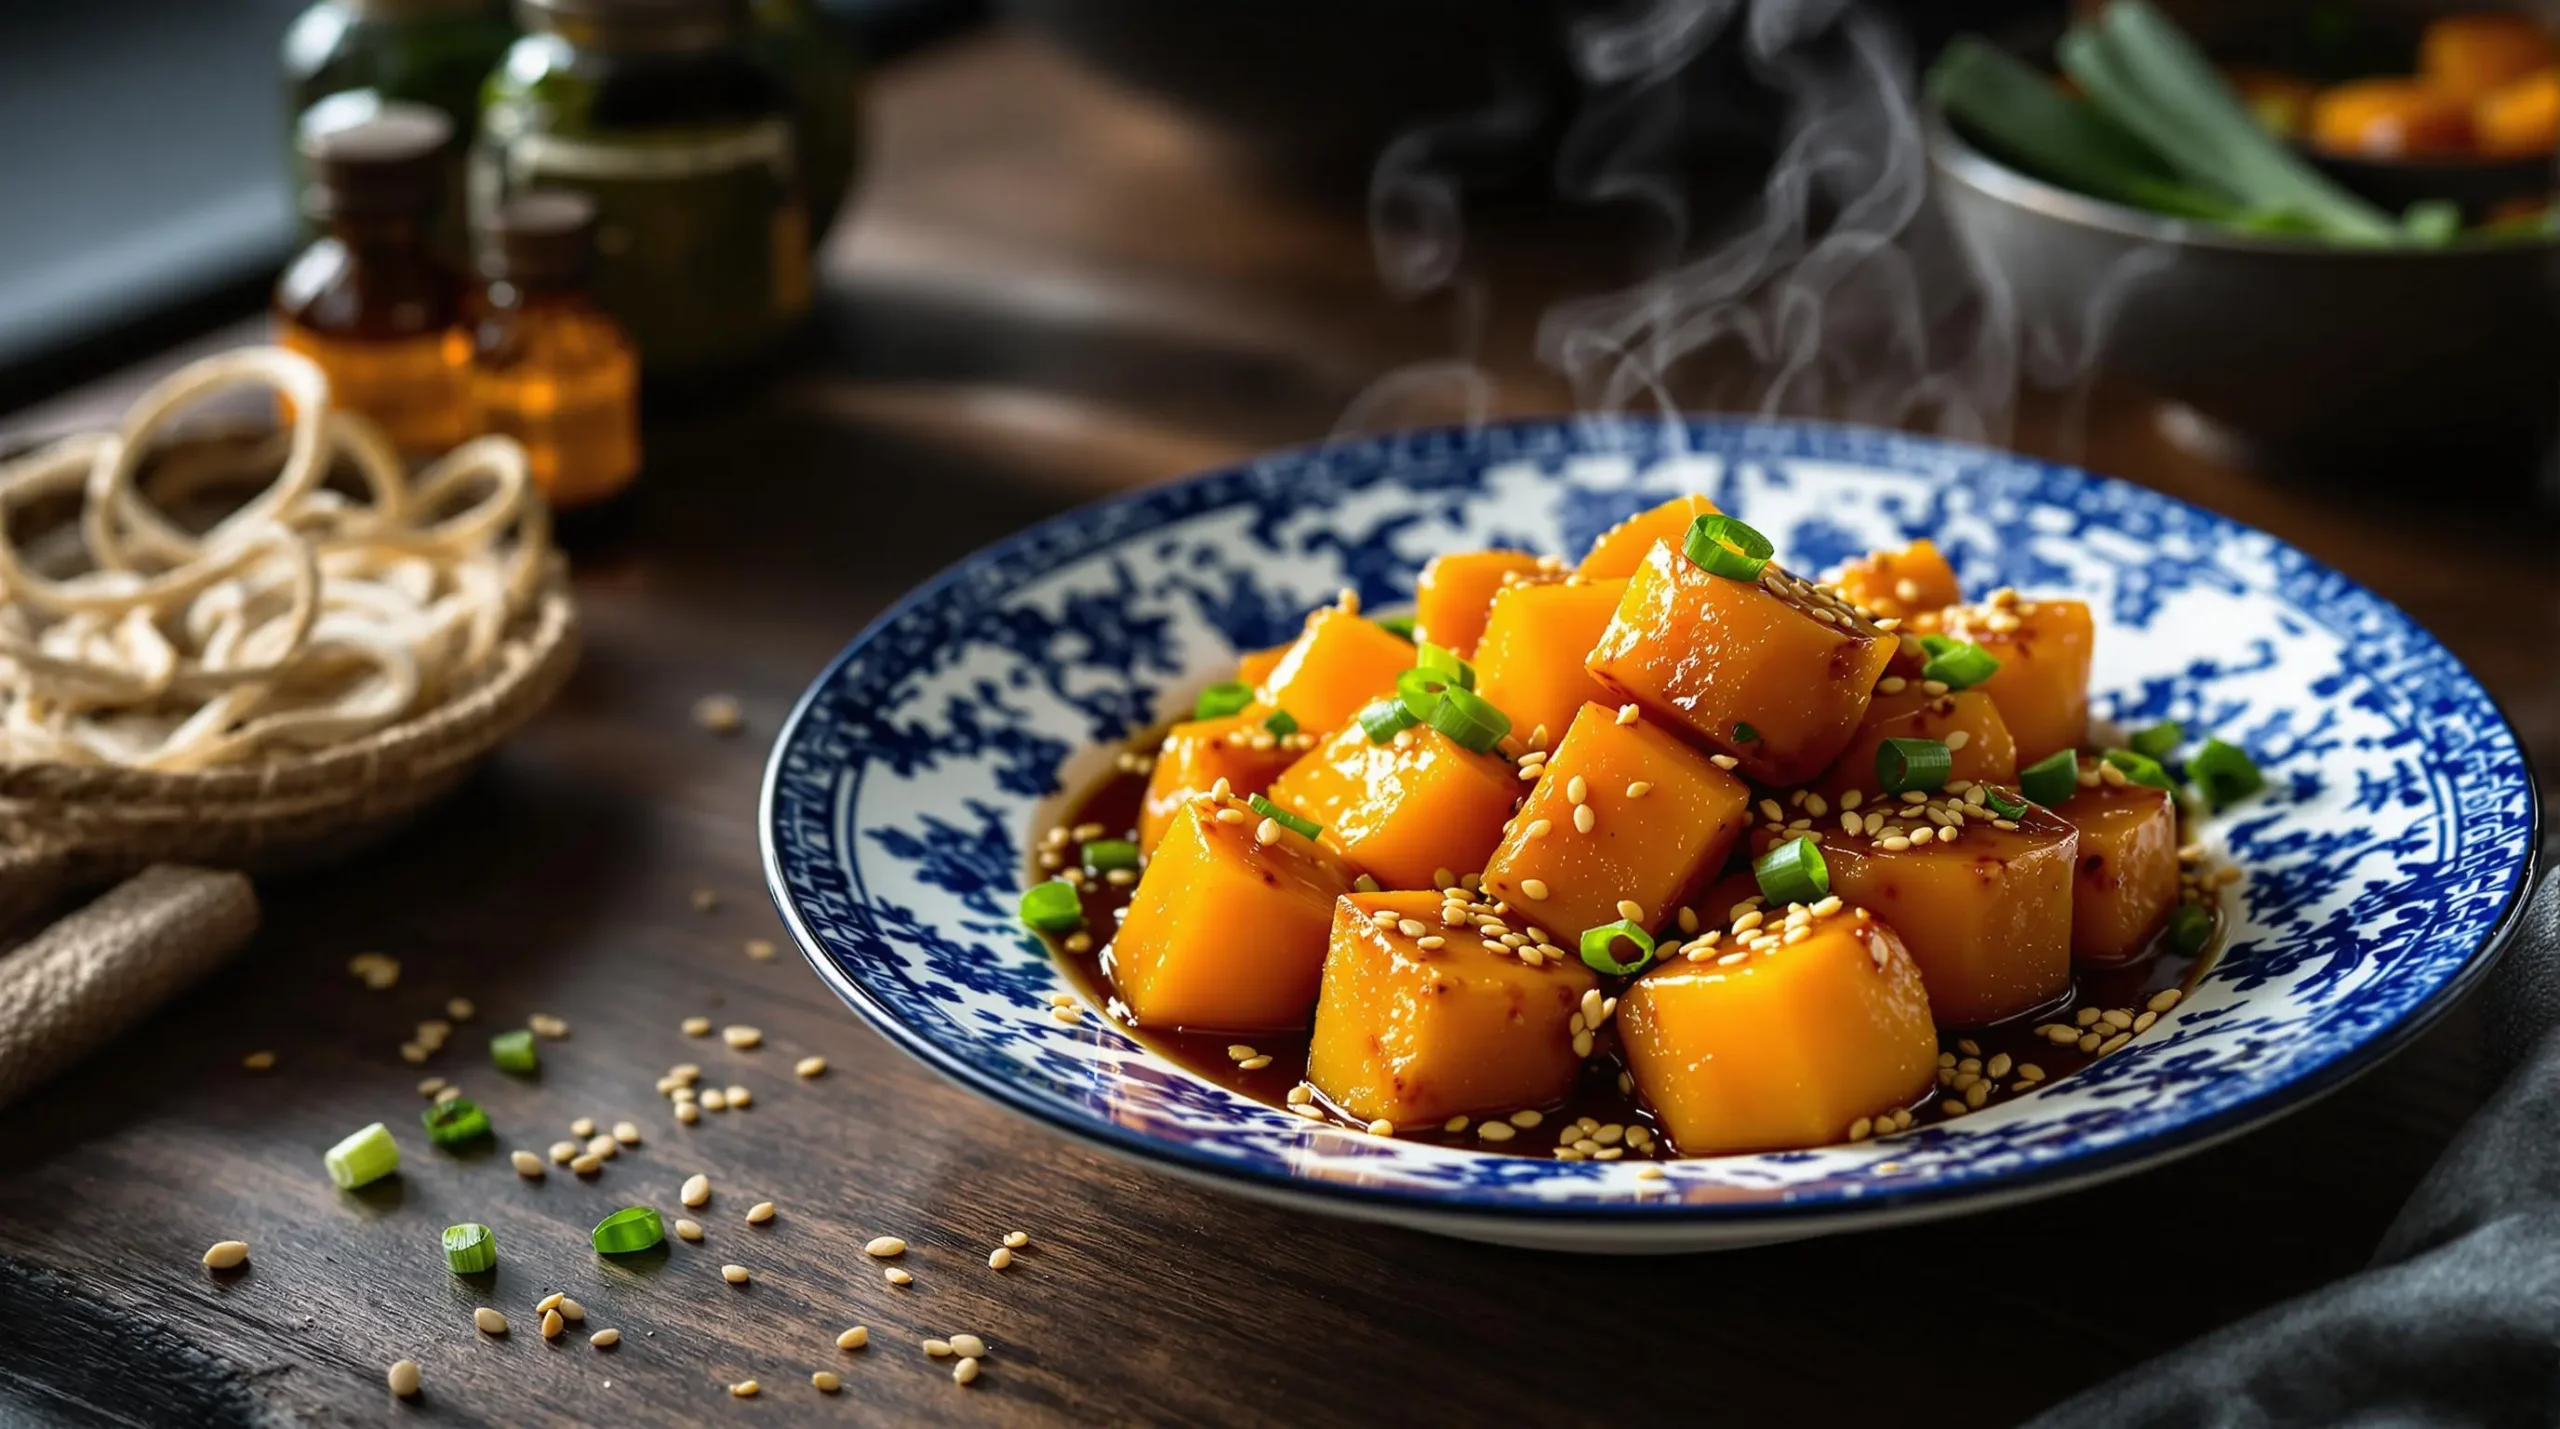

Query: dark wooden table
[3,28,2555,1429]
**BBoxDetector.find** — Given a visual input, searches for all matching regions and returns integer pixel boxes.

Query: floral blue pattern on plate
[761,419,2539,1251]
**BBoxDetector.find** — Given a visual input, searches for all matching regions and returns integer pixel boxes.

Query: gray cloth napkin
[2031,870,2560,1428]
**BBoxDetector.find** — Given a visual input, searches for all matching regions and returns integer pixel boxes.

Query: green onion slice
[2129,720,2183,759]
[2167,901,2214,956]
[1263,709,1299,737]
[1082,838,1140,873]
[1984,786,2029,820]
[1754,836,1830,906]
[2190,738,2264,808]
[1395,665,1454,720]
[591,1206,665,1256]
[1425,684,1512,754]
[1416,642,1477,690]
[1876,737,1952,795]
[490,1028,538,1075]
[1247,794,1322,840]
[1682,513,1774,581]
[1358,697,1419,744]
[1733,721,1761,744]
[324,1122,399,1190]
[2103,747,2176,790]
[422,1098,492,1148]
[1194,681,1254,720]
[1374,614,1417,641]
[443,1223,496,1274]
[1018,880,1084,934]
[2020,748,2079,807]
[1917,634,2001,690]
[1578,919,1657,976]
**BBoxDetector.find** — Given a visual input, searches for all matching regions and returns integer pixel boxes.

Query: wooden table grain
[3,28,2555,1428]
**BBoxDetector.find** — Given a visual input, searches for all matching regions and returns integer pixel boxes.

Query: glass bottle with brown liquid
[468,192,641,509]
[275,104,471,454]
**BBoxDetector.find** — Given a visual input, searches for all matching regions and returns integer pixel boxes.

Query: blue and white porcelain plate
[761,419,2540,1252]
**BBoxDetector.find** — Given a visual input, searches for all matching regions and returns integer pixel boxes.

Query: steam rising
[1355,0,2144,449]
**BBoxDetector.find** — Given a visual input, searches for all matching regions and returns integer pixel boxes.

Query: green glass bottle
[473,0,811,383]
[282,0,517,255]
[754,0,864,245]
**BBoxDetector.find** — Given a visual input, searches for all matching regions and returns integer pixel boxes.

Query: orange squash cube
[1260,601,1415,733]
[1618,903,1936,1155]
[1587,545,1896,787]
[1481,702,1749,947]
[1473,577,1627,750]
[1137,713,1310,854]
[1236,642,1292,689]
[1265,721,1520,891]
[1306,891,1596,1127]
[1414,550,1546,659]
[1833,539,1962,621]
[1756,794,2077,1026]
[1934,596,2094,767]
[2423,12,2558,101]
[1108,798,1356,1033]
[2053,771,2180,965]
[1818,687,2018,801]
[1577,494,1721,579]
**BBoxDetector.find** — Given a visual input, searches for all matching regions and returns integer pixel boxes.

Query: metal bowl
[1926,105,2560,477]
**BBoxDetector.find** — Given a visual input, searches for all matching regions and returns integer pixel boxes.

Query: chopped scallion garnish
[1733,722,1761,744]
[591,1206,665,1256]
[1578,919,1657,976]
[1424,684,1511,754]
[1396,666,1455,722]
[422,1098,492,1149]
[1262,709,1299,737]
[443,1223,496,1275]
[490,1029,538,1075]
[1247,794,1321,841]
[1194,681,1253,720]
[2020,748,2079,806]
[2167,901,2214,956]
[1985,786,2029,820]
[1416,642,1476,690]
[1875,737,1952,795]
[2103,747,2176,790]
[1374,614,1416,641]
[2190,738,2264,808]
[1357,697,1418,744]
[1917,634,2001,690]
[1682,513,1774,581]
[1754,836,1830,906]
[1082,838,1140,873]
[2129,720,2183,759]
[1018,880,1084,934]
[324,1122,399,1190]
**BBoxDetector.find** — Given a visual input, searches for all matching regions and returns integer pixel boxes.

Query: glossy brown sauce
[1037,736,2219,1161]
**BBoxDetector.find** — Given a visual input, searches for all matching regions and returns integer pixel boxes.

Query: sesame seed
[2078,1032,2103,1053]
[1254,818,1280,845]
[1879,835,1912,851]
[1944,730,1971,751]
[681,1016,711,1037]
[474,1308,509,1335]
[725,1085,753,1108]
[559,1298,585,1322]
[721,1025,763,1049]
[989,1246,1014,1269]
[1520,879,1549,900]
[955,1358,981,1386]
[588,1134,620,1160]
[1615,703,1640,725]
[812,1371,842,1393]
[1573,805,1597,834]
[676,1102,700,1124]
[1709,753,1740,770]
[1567,775,1589,804]
[747,1201,776,1225]
[541,1309,565,1339]
[1525,818,1554,840]
[837,1327,870,1350]
[613,1121,641,1146]
[721,1264,751,1285]
[864,1236,906,1258]
[512,1150,545,1177]
[681,1174,711,1207]
[2148,988,2184,1013]
[201,1240,248,1270]
[241,1051,275,1071]
[676,1218,704,1242]
[2133,1010,2158,1033]
[569,1153,602,1176]
[729,1380,760,1398]
[795,1056,827,1078]
[1239,1056,1273,1071]
[1476,1121,1516,1143]
[950,1333,988,1359]
[1215,807,1247,825]
[2099,1032,2132,1055]
[886,1268,913,1286]
[387,1359,421,1397]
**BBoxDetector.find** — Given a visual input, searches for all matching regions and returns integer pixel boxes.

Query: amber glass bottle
[275,104,471,453]
[468,192,640,509]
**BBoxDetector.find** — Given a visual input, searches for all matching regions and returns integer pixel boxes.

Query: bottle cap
[297,103,453,221]
[483,192,601,287]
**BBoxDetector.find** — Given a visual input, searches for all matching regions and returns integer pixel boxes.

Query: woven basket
[0,573,579,922]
